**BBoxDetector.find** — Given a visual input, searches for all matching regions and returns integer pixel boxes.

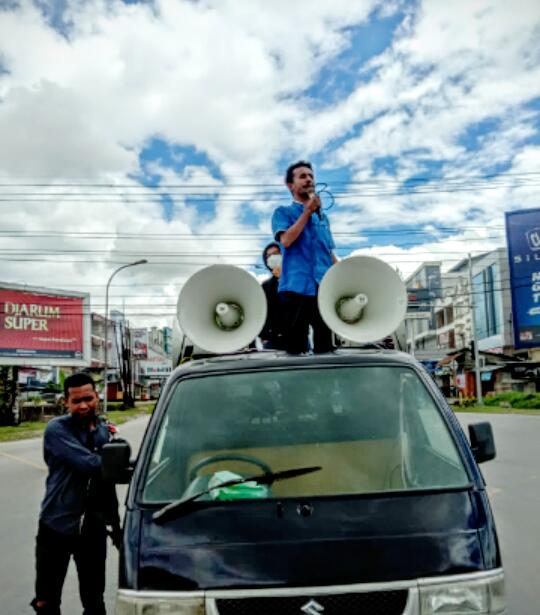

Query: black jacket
[260,275,286,350]
[39,414,119,535]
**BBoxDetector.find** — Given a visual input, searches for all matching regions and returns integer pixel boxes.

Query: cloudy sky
[1,0,539,327]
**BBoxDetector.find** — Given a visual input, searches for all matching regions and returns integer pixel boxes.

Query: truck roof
[172,348,420,378]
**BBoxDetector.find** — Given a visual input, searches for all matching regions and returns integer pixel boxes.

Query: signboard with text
[0,283,91,366]
[138,360,172,378]
[132,328,149,358]
[506,208,540,349]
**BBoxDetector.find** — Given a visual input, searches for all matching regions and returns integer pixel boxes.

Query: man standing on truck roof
[271,160,338,354]
[31,372,121,615]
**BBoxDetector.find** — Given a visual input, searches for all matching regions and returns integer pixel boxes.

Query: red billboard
[132,328,149,358]
[0,284,90,366]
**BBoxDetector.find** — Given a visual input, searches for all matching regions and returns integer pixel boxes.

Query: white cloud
[0,0,380,176]
[0,81,136,177]
[0,0,382,326]
[294,0,540,260]
[351,230,505,279]
[0,0,539,330]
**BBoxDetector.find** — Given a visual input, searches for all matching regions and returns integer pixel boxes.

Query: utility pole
[468,254,483,405]
[407,318,415,357]
[123,325,134,408]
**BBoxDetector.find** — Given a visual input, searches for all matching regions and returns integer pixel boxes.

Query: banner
[0,284,90,365]
[132,328,149,358]
[505,208,540,349]
[138,360,172,377]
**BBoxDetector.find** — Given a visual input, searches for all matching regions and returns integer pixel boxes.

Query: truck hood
[135,489,497,590]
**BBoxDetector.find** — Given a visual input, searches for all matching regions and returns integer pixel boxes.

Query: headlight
[116,590,205,615]
[419,572,505,614]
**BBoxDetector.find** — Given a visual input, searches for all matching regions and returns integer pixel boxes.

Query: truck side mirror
[102,440,133,483]
[468,422,496,464]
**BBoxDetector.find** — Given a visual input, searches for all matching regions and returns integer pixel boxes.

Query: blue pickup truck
[104,348,505,615]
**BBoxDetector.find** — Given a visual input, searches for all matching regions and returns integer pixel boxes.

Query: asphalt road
[1,412,539,614]
[458,412,540,614]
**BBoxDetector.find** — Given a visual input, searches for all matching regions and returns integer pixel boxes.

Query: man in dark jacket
[259,241,286,350]
[31,372,121,615]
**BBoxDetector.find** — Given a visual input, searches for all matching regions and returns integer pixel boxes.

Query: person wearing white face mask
[259,242,286,350]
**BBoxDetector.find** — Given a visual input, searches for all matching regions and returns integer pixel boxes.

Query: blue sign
[506,208,540,348]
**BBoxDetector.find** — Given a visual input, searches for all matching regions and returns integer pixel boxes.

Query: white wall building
[406,249,514,359]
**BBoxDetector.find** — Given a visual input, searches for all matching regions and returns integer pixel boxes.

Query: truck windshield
[141,366,470,504]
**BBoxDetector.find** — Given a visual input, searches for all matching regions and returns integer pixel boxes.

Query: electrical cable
[1,170,540,188]
[0,227,509,239]
[2,277,537,315]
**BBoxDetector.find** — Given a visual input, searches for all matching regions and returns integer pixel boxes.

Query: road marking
[487,486,503,496]
[0,451,46,471]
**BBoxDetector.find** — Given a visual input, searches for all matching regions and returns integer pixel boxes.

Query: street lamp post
[103,259,147,415]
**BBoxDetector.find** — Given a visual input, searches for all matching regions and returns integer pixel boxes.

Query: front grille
[215,589,408,614]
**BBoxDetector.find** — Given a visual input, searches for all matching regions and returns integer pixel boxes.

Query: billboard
[132,328,149,358]
[138,360,172,378]
[506,208,540,349]
[0,283,91,366]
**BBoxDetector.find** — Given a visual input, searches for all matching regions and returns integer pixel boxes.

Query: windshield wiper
[153,465,322,524]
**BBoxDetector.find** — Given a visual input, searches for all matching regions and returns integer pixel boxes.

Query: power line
[1,276,536,307]
[1,182,538,203]
[0,224,508,233]
[0,247,513,257]
[0,228,509,241]
[0,176,538,203]
[1,170,540,188]
[2,180,539,196]
[0,256,507,265]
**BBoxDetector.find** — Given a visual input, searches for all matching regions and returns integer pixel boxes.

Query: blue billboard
[506,208,540,349]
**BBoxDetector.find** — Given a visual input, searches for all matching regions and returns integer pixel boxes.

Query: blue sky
[303,8,408,108]
[0,0,539,324]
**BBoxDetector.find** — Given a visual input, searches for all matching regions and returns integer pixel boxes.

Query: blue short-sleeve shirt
[271,202,336,296]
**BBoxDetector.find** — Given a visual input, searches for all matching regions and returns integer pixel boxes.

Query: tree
[0,366,19,426]
[121,327,134,410]
[114,320,134,410]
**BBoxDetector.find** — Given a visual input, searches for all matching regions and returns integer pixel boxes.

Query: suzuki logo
[301,599,325,614]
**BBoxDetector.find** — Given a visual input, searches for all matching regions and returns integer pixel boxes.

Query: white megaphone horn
[318,256,407,344]
[177,264,267,354]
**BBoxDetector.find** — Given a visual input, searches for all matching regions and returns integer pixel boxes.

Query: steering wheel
[188,453,272,482]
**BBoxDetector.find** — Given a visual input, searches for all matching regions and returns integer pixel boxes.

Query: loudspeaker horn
[177,264,267,354]
[318,256,407,344]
